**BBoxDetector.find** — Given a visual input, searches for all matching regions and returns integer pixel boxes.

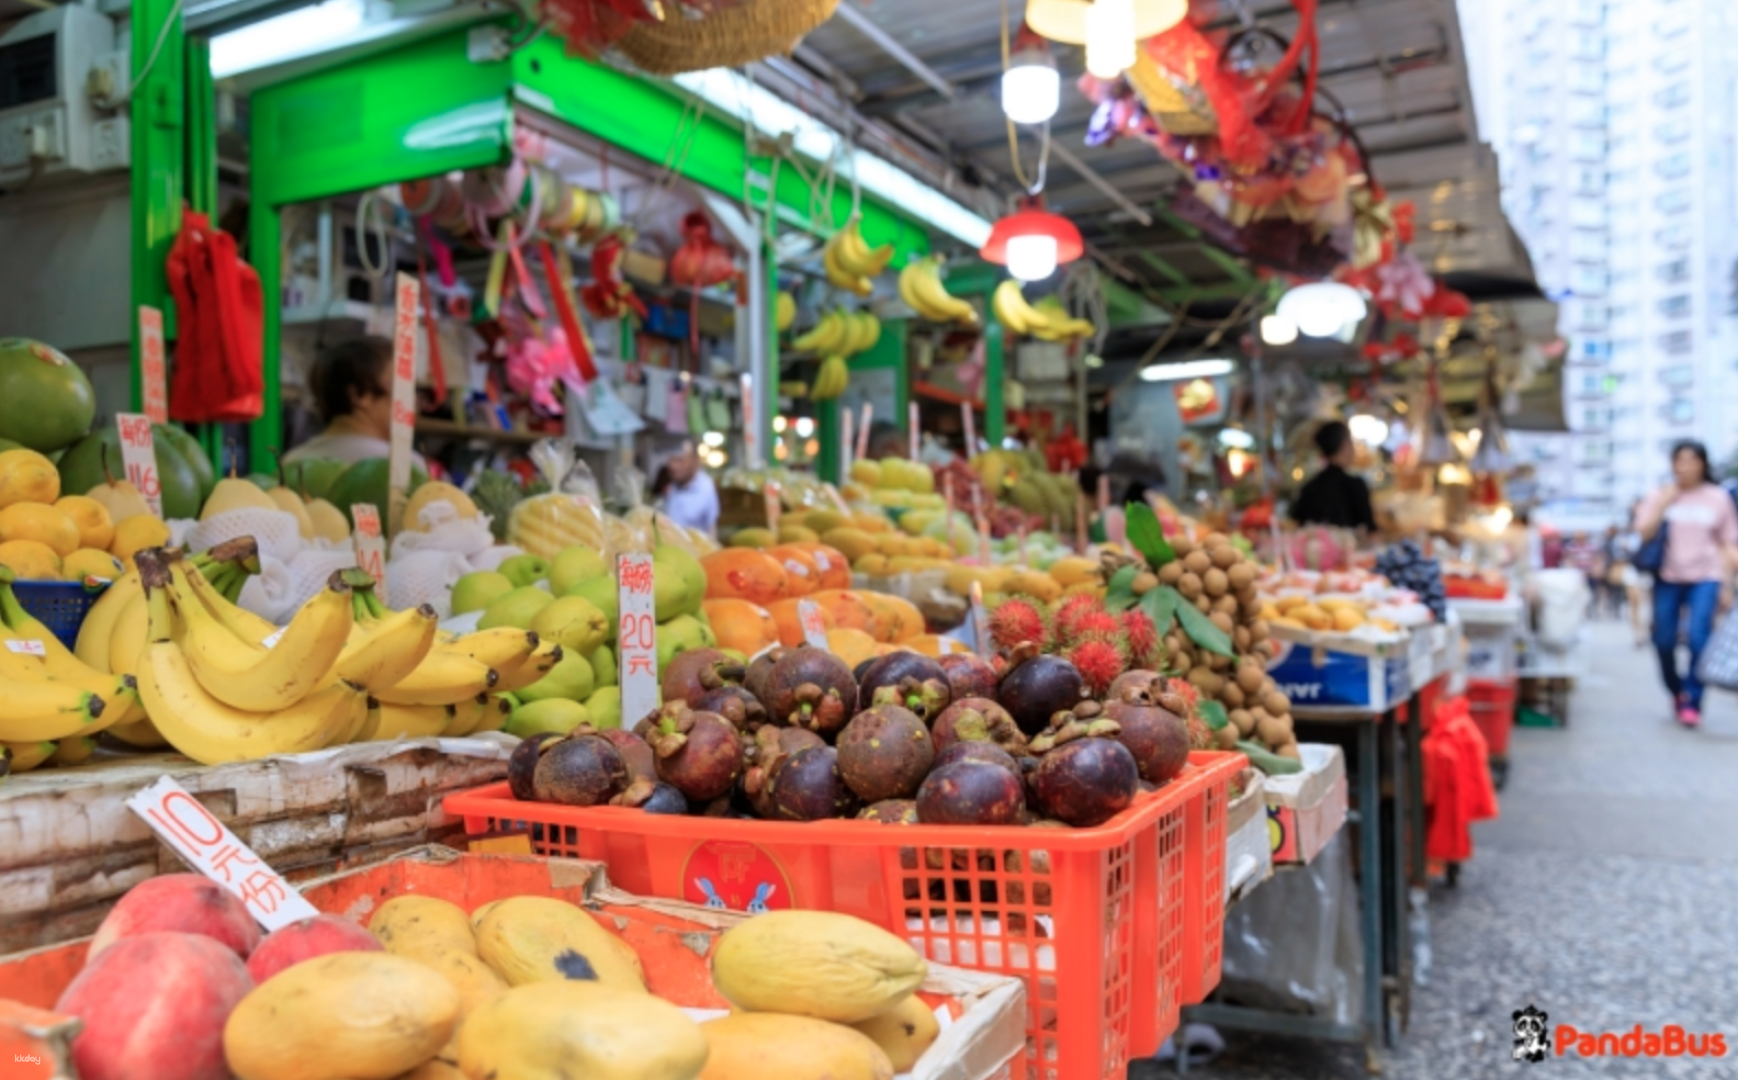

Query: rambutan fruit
[1050,593,1106,642]
[989,597,1048,651]
[1122,610,1160,668]
[1063,633,1129,698]
[1066,610,1123,644]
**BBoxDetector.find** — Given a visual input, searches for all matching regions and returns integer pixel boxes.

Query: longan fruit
[1213,595,1240,617]
[1250,619,1270,642]
[1209,544,1239,569]
[1233,626,1251,652]
[1209,611,1235,635]
[1204,532,1228,546]
[1230,708,1256,736]
[1276,742,1301,761]
[1169,534,1195,558]
[1159,561,1185,585]
[1238,595,1263,619]
[1257,713,1293,747]
[1221,682,1246,708]
[1248,705,1272,730]
[1236,660,1266,693]
[1164,632,1185,652]
[1214,723,1240,750]
[1263,690,1292,717]
[1177,571,1203,599]
[1203,568,1229,597]
[1194,595,1212,614]
[1183,550,1213,576]
[1208,651,1231,672]
[1227,563,1257,590]
[1133,572,1159,595]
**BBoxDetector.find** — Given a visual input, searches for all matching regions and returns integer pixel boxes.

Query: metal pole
[130,0,186,413]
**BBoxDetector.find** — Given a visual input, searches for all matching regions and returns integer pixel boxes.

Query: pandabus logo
[1513,1005,1551,1063]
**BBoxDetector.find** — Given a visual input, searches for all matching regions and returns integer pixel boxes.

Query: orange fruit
[806,589,879,637]
[825,627,880,668]
[0,502,81,556]
[765,597,835,648]
[55,494,115,551]
[700,549,789,605]
[701,598,779,656]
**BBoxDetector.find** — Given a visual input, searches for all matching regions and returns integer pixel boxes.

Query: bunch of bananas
[793,308,881,401]
[898,256,979,325]
[993,280,1097,342]
[823,218,893,295]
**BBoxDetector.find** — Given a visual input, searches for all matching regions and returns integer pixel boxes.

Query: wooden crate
[0,739,510,954]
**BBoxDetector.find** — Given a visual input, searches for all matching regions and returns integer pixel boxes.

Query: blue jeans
[1652,579,1721,708]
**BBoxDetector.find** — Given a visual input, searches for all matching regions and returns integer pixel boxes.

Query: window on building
[1655,189,1692,214]
[1657,258,1690,283]
[1655,118,1691,144]
[1572,66,1604,93]
[1580,339,1612,362]
[1577,304,1609,331]
[1574,131,1606,159]
[1657,224,1692,248]
[1573,265,1606,294]
[1571,99,1605,126]
[1660,365,1695,387]
[1575,0,1603,22]
[1655,82,1691,108]
[1659,295,1692,317]
[1656,152,1691,178]
[1574,167,1604,195]
[1660,330,1694,354]
[1667,400,1695,425]
[1571,234,1605,260]
[1653,50,1690,74]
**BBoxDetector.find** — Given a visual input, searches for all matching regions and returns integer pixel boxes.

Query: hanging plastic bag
[166,211,264,423]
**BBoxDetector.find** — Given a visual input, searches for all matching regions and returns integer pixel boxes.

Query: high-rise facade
[1459,0,1738,520]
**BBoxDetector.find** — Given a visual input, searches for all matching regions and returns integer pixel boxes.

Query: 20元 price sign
[115,412,163,518]
[617,553,659,726]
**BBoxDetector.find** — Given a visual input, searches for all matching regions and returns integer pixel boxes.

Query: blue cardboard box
[1264,632,1411,712]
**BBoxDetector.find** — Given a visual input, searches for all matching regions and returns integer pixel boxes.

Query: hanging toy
[582,234,649,320]
[669,210,738,358]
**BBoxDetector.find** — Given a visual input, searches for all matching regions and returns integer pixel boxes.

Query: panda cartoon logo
[1512,1005,1551,1063]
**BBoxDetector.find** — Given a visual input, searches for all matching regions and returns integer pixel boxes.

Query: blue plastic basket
[11,579,110,649]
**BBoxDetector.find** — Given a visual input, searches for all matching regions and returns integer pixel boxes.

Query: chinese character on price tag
[138,306,169,425]
[387,273,419,534]
[4,639,46,656]
[617,554,658,726]
[125,777,320,931]
[115,412,163,518]
[351,503,389,604]
[969,582,993,658]
[763,481,782,534]
[796,600,829,648]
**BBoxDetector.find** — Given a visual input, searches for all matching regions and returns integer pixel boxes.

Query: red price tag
[138,306,169,425]
[617,554,659,726]
[125,776,320,931]
[350,503,388,604]
[796,600,828,647]
[969,581,993,658]
[115,412,163,518]
[388,273,420,534]
[763,481,782,534]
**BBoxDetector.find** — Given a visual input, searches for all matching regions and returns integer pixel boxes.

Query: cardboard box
[1224,768,1272,904]
[1263,744,1348,866]
[1264,626,1411,711]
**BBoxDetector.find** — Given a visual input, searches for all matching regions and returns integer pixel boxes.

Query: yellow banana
[792,310,847,353]
[180,558,280,644]
[858,310,882,350]
[106,592,148,677]
[0,584,124,696]
[77,569,143,673]
[449,694,512,736]
[775,291,797,333]
[107,716,169,749]
[905,257,977,324]
[0,680,111,742]
[834,220,893,278]
[445,627,540,677]
[371,701,453,739]
[336,603,440,691]
[994,279,1051,336]
[49,736,98,766]
[823,241,874,296]
[491,639,564,694]
[167,565,352,711]
[133,561,366,765]
[374,651,500,707]
[3,740,57,773]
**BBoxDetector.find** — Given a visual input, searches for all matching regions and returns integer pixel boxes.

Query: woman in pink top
[1636,441,1738,726]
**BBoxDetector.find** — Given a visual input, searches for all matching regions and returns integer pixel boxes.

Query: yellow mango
[459,982,707,1080]
[711,910,925,1023]
[700,1013,894,1080]
[850,995,942,1071]
[473,896,645,992]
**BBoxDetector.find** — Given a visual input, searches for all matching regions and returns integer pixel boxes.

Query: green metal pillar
[815,398,840,485]
[130,0,186,413]
[248,204,282,469]
[761,238,779,470]
[184,38,224,472]
[983,319,1006,447]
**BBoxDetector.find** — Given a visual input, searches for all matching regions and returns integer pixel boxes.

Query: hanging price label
[617,553,659,727]
[908,401,919,460]
[126,776,320,931]
[969,581,993,658]
[138,306,169,425]
[387,273,420,535]
[796,600,829,648]
[856,402,873,460]
[971,488,992,565]
[961,401,976,457]
[740,372,760,469]
[350,503,389,603]
[115,412,163,518]
[841,406,855,481]
[763,481,782,533]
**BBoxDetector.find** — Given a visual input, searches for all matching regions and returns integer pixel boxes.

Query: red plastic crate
[1467,677,1518,756]
[447,752,1244,1080]
[1175,752,1245,1008]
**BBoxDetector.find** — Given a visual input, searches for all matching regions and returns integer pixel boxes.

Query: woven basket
[618,0,840,75]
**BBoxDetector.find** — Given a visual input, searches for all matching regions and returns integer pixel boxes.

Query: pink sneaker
[1677,705,1701,728]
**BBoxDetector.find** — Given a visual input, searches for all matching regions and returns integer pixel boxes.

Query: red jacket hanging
[1422,695,1500,864]
[166,210,264,423]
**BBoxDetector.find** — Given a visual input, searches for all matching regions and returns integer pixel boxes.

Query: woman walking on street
[1636,441,1738,726]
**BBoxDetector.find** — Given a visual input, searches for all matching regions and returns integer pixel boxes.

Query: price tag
[961,401,976,457]
[126,776,320,931]
[387,272,420,535]
[350,503,389,603]
[841,406,855,480]
[763,481,782,533]
[4,639,46,656]
[617,553,659,726]
[856,402,873,460]
[740,372,761,469]
[115,413,163,518]
[969,581,993,658]
[908,401,919,460]
[943,471,955,520]
[971,488,992,564]
[796,600,829,647]
[138,305,169,425]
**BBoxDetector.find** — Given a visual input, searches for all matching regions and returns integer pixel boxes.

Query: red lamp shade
[979,198,1084,267]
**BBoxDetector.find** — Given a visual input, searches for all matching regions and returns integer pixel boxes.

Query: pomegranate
[836,704,934,803]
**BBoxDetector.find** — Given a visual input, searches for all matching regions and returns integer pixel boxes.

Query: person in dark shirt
[1291,420,1375,531]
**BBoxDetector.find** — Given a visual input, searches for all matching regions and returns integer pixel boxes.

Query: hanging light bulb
[1260,314,1298,346]
[1002,31,1060,124]
[1277,282,1368,338]
[981,196,1083,282]
[1084,0,1138,79]
[1006,234,1059,281]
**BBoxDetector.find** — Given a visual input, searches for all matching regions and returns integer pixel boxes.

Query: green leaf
[1103,564,1139,613]
[1125,502,1176,568]
[1236,739,1303,775]
[1142,584,1180,636]
[1175,597,1236,658]
[1197,700,1230,731]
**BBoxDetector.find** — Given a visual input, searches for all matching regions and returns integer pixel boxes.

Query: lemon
[0,538,63,580]
[0,448,60,509]
[54,494,115,551]
[0,502,81,556]
[110,514,171,569]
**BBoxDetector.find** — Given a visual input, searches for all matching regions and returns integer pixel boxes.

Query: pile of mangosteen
[507,640,1201,830]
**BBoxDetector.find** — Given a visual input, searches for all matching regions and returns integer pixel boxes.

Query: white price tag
[138,306,169,425]
[260,628,286,650]
[961,401,976,457]
[617,553,659,726]
[908,401,920,460]
[115,412,163,518]
[856,402,873,460]
[797,600,829,648]
[350,504,389,604]
[387,272,420,535]
[763,481,782,534]
[4,639,46,656]
[126,776,320,931]
[969,581,993,658]
[740,372,761,470]
[841,407,854,481]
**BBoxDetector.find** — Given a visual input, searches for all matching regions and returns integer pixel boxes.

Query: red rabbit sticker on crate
[682,840,792,913]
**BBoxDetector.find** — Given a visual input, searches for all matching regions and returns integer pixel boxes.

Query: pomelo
[57,426,202,520]
[326,457,428,532]
[151,424,216,503]
[282,456,348,502]
[0,339,96,452]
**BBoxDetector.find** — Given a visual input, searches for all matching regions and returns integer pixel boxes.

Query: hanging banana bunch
[823,218,893,295]
[898,255,979,325]
[993,280,1096,342]
[793,308,883,401]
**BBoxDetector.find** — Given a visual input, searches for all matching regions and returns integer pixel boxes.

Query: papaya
[699,1013,893,1080]
[392,1063,466,1080]
[222,952,459,1080]
[473,896,645,991]
[458,982,707,1080]
[710,910,925,1023]
[369,896,478,956]
[850,995,942,1070]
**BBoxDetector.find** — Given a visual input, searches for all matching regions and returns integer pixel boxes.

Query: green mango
[585,686,622,730]
[565,575,618,637]
[588,644,617,688]
[516,653,596,704]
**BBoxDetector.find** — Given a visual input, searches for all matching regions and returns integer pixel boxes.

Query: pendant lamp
[980,197,1084,282]
[1003,26,1061,124]
[1026,0,1188,78]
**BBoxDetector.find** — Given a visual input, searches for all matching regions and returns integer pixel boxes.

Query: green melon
[152,423,217,503]
[326,457,428,532]
[0,339,96,452]
[57,424,203,520]
[283,456,349,502]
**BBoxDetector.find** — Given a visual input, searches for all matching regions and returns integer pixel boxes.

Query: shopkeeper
[285,337,424,468]
[660,443,719,538]
[1291,420,1375,532]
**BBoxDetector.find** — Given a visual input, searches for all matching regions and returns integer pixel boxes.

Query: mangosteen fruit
[1107,669,1162,702]
[1030,738,1140,827]
[764,646,858,735]
[932,740,1020,776]
[858,652,952,722]
[937,652,999,701]
[531,733,628,807]
[859,799,919,824]
[594,728,657,785]
[661,648,745,708]
[915,760,1026,826]
[694,685,769,731]
[742,725,827,817]
[836,704,934,803]
[640,783,689,815]
[645,705,744,803]
[930,697,1028,756]
[852,656,879,683]
[998,653,1086,737]
[767,746,860,821]
[507,731,566,800]
[743,646,785,710]
[1104,695,1191,784]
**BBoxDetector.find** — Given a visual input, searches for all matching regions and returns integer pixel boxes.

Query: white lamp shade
[1026,0,1188,44]
[1084,0,1138,78]
[1259,314,1298,346]
[1276,282,1368,338]
[1002,61,1061,124]
[1006,234,1059,281]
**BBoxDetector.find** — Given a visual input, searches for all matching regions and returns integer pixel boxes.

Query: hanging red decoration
[581,234,649,321]
[669,210,738,359]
